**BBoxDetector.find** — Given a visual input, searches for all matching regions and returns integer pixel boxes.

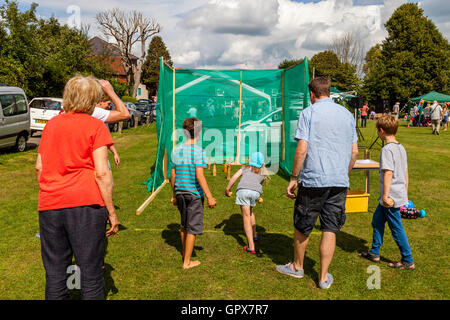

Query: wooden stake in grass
[212,162,216,176]
[136,180,169,215]
[224,159,228,173]
[227,164,231,180]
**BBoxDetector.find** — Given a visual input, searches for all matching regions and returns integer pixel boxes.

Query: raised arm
[98,80,130,123]
[93,145,119,236]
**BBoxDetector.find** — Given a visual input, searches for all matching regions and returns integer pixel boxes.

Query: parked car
[134,102,156,123]
[125,102,144,127]
[138,99,154,104]
[107,103,129,132]
[0,85,30,152]
[29,97,63,136]
[237,107,302,164]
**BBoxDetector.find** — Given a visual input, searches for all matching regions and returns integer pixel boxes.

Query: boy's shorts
[176,193,204,235]
[293,184,347,236]
[235,189,261,207]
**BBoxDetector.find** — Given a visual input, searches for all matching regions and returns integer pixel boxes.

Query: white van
[0,85,31,152]
[29,98,63,136]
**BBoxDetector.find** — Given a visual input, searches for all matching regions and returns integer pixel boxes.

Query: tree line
[0,1,171,100]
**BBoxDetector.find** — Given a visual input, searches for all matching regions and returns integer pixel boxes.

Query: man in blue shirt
[276,77,359,289]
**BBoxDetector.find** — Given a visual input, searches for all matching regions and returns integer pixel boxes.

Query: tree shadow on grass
[215,213,318,281]
[161,223,203,259]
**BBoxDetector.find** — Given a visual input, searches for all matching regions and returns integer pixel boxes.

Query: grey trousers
[39,205,108,300]
[431,119,441,133]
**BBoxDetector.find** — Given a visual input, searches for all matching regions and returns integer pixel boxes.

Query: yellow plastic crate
[345,190,370,213]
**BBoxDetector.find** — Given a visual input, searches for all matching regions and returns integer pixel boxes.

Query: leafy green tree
[363,3,450,103]
[0,0,110,98]
[278,58,303,69]
[141,36,172,97]
[108,78,129,99]
[309,50,359,92]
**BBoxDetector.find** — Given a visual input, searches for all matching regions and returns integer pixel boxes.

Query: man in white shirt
[429,100,443,135]
[93,80,131,166]
[92,80,130,123]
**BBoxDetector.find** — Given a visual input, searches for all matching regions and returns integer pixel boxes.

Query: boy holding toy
[359,115,415,270]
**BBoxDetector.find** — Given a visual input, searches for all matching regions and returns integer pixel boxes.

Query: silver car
[0,85,30,152]
[125,102,144,127]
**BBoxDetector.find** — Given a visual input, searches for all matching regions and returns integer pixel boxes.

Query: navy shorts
[293,184,348,236]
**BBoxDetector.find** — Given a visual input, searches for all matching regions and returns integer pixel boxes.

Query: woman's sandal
[388,261,415,270]
[359,251,380,263]
[244,245,256,254]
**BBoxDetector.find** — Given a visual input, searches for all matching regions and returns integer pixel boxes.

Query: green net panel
[142,58,310,193]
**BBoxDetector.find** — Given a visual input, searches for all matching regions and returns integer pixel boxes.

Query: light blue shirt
[295,97,357,187]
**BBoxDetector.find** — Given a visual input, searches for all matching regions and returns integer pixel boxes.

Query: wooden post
[224,159,227,173]
[233,71,243,165]
[118,121,123,134]
[172,68,176,150]
[281,70,286,162]
[212,162,216,176]
[146,115,150,125]
[134,116,138,128]
[227,164,231,180]
[136,180,169,215]
[163,149,168,181]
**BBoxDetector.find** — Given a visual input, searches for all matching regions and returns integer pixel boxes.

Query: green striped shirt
[171,144,207,197]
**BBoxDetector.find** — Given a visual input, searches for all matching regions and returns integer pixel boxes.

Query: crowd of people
[36,76,415,299]
[409,101,448,134]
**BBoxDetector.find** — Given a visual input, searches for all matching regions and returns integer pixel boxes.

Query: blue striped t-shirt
[171,144,207,197]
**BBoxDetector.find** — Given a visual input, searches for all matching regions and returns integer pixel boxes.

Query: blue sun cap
[249,152,264,168]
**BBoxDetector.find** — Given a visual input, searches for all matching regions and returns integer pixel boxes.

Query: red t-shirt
[360,105,369,116]
[38,112,114,211]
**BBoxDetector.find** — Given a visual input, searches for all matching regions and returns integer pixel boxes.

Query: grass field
[0,120,449,300]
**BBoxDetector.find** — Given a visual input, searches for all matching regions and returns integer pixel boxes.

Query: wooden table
[352,159,380,194]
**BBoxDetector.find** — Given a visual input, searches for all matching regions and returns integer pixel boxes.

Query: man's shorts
[293,184,348,236]
[176,193,204,235]
[235,189,261,207]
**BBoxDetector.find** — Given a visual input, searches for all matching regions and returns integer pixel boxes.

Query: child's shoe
[244,245,256,254]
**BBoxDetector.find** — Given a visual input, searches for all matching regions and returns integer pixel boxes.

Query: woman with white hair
[35,75,120,300]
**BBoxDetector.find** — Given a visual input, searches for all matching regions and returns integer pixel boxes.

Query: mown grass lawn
[0,120,448,300]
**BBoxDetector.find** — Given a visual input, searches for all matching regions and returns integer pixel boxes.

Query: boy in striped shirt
[170,117,217,269]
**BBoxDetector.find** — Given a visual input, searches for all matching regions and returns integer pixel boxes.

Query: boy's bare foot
[182,260,201,269]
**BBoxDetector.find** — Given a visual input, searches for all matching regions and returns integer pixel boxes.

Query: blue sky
[6,0,449,69]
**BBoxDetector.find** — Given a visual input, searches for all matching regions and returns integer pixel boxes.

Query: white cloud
[18,0,448,69]
[175,50,201,65]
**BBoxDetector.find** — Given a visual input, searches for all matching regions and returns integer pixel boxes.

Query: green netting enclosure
[141,57,310,204]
